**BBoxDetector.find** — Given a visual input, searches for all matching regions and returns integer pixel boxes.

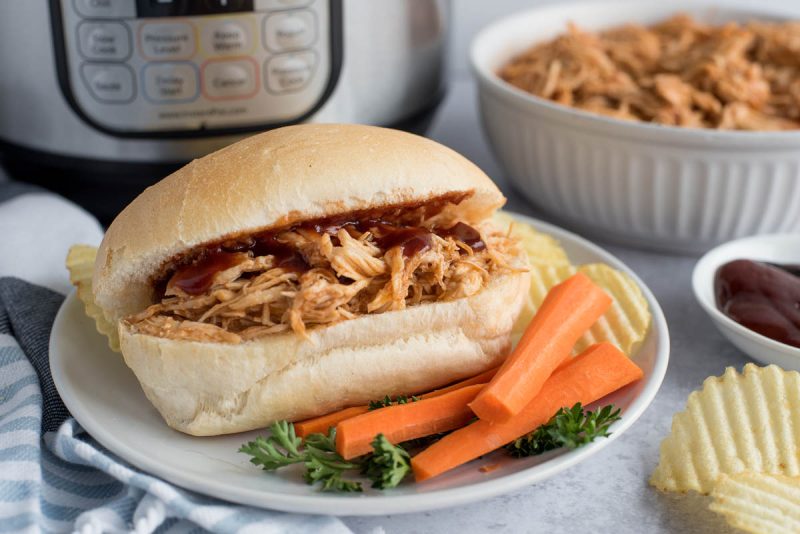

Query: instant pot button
[74,0,136,18]
[265,51,315,93]
[264,10,315,51]
[78,22,131,61]
[139,22,196,60]
[201,20,250,55]
[255,0,313,10]
[143,63,199,102]
[202,59,257,99]
[80,64,135,103]
[205,0,245,11]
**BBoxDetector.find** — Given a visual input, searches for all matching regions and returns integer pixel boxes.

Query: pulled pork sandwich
[93,124,530,436]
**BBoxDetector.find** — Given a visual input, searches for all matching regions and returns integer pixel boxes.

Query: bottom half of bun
[118,270,530,436]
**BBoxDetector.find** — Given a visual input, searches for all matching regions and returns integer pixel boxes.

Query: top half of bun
[93,124,505,324]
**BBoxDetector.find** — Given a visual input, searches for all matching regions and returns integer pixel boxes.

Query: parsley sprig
[239,421,411,492]
[506,403,621,457]
[363,434,411,489]
[302,428,362,492]
[238,420,305,470]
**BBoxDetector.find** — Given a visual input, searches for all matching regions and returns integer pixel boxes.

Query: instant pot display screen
[50,0,342,136]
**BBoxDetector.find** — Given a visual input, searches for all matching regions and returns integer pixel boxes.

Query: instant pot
[0,0,449,222]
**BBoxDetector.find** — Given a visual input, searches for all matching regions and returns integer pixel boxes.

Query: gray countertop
[342,78,750,534]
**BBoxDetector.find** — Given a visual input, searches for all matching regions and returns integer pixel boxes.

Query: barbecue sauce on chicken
[440,222,486,252]
[374,227,433,258]
[251,234,310,273]
[162,196,485,297]
[170,251,242,295]
[167,219,487,297]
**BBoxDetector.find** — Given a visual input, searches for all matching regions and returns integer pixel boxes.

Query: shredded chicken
[499,14,800,130]
[127,218,522,343]
[327,229,386,281]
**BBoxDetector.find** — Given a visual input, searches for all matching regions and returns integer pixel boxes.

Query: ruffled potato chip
[710,471,800,534]
[498,212,650,356]
[66,245,119,352]
[507,238,651,358]
[651,364,800,494]
[492,211,570,267]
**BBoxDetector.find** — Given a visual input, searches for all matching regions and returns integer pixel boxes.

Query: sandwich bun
[120,269,528,436]
[94,124,529,436]
[93,124,505,327]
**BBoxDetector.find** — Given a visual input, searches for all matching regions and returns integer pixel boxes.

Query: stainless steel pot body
[0,0,449,164]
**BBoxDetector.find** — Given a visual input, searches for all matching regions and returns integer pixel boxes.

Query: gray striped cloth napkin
[0,182,352,533]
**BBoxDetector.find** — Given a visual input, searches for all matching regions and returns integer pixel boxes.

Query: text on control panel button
[264,10,316,51]
[78,22,131,61]
[202,59,258,99]
[73,0,136,18]
[143,62,199,102]
[265,51,316,93]
[139,22,196,60]
[80,63,135,103]
[201,20,251,55]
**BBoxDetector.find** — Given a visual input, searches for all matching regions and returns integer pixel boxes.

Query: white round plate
[693,233,800,370]
[50,213,669,516]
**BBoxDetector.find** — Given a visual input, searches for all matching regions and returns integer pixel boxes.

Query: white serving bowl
[693,233,800,370]
[472,0,800,254]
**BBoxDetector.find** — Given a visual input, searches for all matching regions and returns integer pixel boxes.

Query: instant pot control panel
[51,0,341,136]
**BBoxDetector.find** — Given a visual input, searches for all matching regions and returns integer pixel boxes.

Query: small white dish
[50,213,669,516]
[693,233,800,370]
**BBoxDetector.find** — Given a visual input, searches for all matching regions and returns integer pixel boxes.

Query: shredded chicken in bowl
[126,212,523,344]
[499,14,800,130]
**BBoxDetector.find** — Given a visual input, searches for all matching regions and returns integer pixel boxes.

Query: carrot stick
[335,384,486,460]
[412,342,643,481]
[294,367,499,438]
[295,406,370,438]
[469,272,612,423]
[422,367,499,399]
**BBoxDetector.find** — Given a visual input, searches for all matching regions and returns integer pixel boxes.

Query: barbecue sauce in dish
[768,262,800,278]
[715,259,800,348]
